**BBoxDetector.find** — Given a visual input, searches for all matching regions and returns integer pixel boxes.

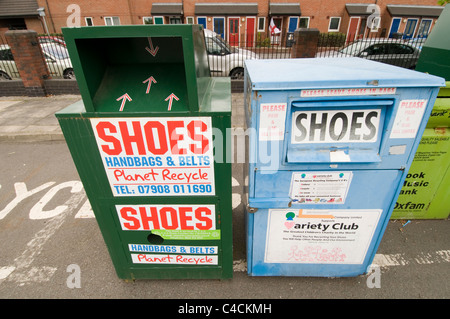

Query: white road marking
[236,250,450,272]
[1,191,85,285]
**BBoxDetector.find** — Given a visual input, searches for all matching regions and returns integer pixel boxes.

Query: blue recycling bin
[244,58,444,277]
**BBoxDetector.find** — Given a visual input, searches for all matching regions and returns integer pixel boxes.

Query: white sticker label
[390,99,427,139]
[90,117,215,196]
[291,109,381,144]
[259,103,287,141]
[265,209,382,264]
[289,172,352,204]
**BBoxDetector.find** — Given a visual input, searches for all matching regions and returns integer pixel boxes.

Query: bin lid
[245,58,445,90]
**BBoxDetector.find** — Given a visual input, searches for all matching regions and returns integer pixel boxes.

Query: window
[257,17,265,32]
[299,17,310,28]
[143,17,153,25]
[169,17,182,24]
[0,48,14,61]
[363,44,388,56]
[154,16,164,24]
[388,44,414,54]
[104,16,120,26]
[328,17,341,32]
[186,17,194,24]
[85,17,94,26]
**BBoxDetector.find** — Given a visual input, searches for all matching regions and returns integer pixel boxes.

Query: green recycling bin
[56,25,233,280]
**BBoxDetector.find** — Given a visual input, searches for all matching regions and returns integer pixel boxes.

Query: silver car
[204,29,258,79]
[0,43,74,80]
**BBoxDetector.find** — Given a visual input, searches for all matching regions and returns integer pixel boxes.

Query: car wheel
[230,68,244,80]
[0,71,12,81]
[63,68,76,79]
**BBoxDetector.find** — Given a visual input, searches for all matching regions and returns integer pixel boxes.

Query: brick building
[1,0,445,46]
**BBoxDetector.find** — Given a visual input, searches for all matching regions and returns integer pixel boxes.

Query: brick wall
[35,0,443,35]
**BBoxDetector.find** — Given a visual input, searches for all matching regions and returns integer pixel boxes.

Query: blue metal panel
[244,58,445,277]
[244,58,444,90]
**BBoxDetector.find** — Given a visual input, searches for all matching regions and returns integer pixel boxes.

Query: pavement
[0,95,81,142]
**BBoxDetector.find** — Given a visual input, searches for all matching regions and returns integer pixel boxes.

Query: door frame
[228,16,240,46]
[246,16,256,47]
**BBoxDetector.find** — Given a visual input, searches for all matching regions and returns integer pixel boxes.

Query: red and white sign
[259,103,287,141]
[390,99,427,139]
[116,204,216,231]
[90,117,215,196]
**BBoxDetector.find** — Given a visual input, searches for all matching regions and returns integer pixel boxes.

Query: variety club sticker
[90,117,215,197]
[265,209,382,264]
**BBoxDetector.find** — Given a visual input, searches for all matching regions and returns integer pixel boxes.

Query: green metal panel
[57,25,232,280]
[416,5,450,80]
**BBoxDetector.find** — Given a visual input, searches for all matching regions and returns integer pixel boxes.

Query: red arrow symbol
[145,37,159,57]
[116,93,132,111]
[142,76,157,94]
[165,93,179,111]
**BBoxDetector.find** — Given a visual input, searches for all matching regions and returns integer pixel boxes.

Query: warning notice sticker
[289,172,353,204]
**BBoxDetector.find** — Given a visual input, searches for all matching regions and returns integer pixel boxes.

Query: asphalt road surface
[0,141,448,303]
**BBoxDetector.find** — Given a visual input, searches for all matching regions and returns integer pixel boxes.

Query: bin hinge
[246,204,258,213]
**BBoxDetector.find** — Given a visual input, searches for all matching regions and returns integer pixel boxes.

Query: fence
[0,34,20,79]
[1,31,426,82]
[0,34,73,80]
[316,32,426,70]
[207,31,427,78]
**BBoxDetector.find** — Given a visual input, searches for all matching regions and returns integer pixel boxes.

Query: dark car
[317,39,421,69]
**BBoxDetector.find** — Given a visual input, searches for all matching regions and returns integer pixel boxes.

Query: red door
[228,17,239,46]
[246,17,256,47]
[347,17,360,43]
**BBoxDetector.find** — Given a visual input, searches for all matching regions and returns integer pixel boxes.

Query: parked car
[0,44,18,80]
[0,43,74,80]
[38,36,66,47]
[204,29,258,79]
[407,38,427,50]
[40,43,74,79]
[317,38,421,69]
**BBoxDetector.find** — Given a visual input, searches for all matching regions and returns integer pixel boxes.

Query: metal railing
[0,34,20,80]
[313,33,425,70]
[0,34,73,80]
[0,31,427,82]
[37,34,74,79]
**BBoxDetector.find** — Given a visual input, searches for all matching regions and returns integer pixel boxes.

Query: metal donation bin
[244,58,444,277]
[392,5,450,219]
[56,25,232,280]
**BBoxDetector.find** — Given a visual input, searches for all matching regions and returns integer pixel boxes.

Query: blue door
[403,18,418,39]
[389,18,401,38]
[288,17,298,33]
[213,17,225,39]
[197,17,206,30]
